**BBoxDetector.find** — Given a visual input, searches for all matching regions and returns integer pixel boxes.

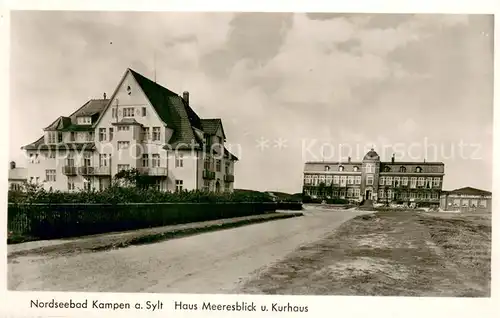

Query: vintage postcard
[1,1,498,318]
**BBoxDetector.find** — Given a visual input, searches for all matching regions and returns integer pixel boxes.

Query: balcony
[224,174,234,183]
[138,167,168,176]
[77,166,111,176]
[78,166,94,175]
[203,170,216,180]
[62,166,77,176]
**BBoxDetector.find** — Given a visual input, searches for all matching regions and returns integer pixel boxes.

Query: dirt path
[8,206,367,293]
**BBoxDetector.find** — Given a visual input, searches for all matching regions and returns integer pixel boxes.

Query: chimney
[103,92,107,99]
[391,153,395,164]
[10,161,15,169]
[182,91,189,105]
[348,156,351,163]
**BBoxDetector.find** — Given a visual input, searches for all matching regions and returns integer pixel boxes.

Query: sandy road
[8,207,367,293]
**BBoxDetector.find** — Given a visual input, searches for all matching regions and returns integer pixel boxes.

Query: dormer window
[384,166,391,172]
[353,166,359,172]
[325,166,330,171]
[338,165,344,172]
[400,166,406,173]
[77,116,92,125]
[416,166,422,173]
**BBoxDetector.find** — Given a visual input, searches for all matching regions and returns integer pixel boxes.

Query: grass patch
[239,211,491,296]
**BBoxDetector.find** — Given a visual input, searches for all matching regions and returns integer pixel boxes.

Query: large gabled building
[20,68,238,192]
[303,149,445,206]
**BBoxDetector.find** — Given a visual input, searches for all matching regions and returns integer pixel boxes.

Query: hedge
[8,202,278,240]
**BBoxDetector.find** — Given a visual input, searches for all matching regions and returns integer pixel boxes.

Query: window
[433,178,441,187]
[66,153,75,167]
[142,154,149,167]
[333,176,339,184]
[379,177,385,185]
[117,164,130,172]
[402,177,408,186]
[479,200,487,208]
[418,177,425,187]
[410,177,417,188]
[152,127,161,141]
[47,131,56,143]
[304,175,312,185]
[142,107,147,116]
[426,177,433,188]
[416,166,422,173]
[394,177,400,187]
[70,132,76,141]
[379,189,385,198]
[340,176,347,186]
[384,166,391,172]
[365,163,375,173]
[49,152,56,159]
[176,180,183,192]
[204,157,212,170]
[68,181,75,191]
[154,179,162,191]
[410,192,416,199]
[347,188,354,197]
[142,127,150,140]
[123,107,135,117]
[112,108,117,118]
[333,191,339,197]
[432,192,439,200]
[109,128,114,141]
[340,190,346,198]
[400,166,407,173]
[83,153,91,167]
[462,199,469,207]
[224,182,230,192]
[312,175,318,185]
[152,154,160,168]
[355,176,361,184]
[86,132,94,141]
[354,188,360,197]
[366,175,374,185]
[99,128,106,141]
[203,180,211,192]
[84,179,91,191]
[225,162,230,174]
[176,154,184,168]
[319,175,326,184]
[353,166,359,172]
[325,166,330,171]
[57,132,63,143]
[338,166,344,172]
[347,176,354,184]
[45,169,56,182]
[34,153,39,164]
[118,141,130,149]
[326,175,333,185]
[99,154,108,167]
[118,125,130,131]
[386,177,392,186]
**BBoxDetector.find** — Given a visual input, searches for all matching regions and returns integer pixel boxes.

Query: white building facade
[21,68,238,193]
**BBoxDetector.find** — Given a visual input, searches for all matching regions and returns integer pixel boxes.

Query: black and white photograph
[5,8,494,304]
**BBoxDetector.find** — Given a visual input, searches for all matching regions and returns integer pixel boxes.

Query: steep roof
[128,69,203,147]
[44,99,109,131]
[446,187,492,196]
[200,118,226,138]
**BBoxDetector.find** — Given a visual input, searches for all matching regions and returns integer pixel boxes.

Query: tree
[114,168,157,190]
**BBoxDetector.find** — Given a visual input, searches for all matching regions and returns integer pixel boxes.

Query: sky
[9,11,493,193]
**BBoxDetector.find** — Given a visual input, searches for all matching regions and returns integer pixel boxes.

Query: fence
[8,202,278,240]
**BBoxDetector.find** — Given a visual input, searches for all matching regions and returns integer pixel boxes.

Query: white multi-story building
[20,68,238,192]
